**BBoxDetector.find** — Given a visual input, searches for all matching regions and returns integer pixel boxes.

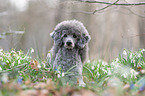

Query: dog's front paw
[79,81,86,87]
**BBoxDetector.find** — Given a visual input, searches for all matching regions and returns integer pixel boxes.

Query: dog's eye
[64,34,67,37]
[73,34,77,38]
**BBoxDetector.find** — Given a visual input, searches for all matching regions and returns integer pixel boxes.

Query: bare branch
[93,0,119,14]
[122,7,145,18]
[81,0,145,6]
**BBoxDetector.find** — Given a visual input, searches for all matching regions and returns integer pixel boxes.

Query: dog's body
[49,20,91,86]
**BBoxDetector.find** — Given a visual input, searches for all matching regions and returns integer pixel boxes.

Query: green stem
[0,63,28,73]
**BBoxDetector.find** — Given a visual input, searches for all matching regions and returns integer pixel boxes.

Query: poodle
[49,20,91,86]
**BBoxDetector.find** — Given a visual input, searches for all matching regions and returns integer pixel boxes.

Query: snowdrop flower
[131,59,135,63]
[97,72,100,76]
[42,62,46,68]
[130,53,133,59]
[38,65,41,68]
[11,50,16,54]
[0,67,2,70]
[12,61,15,66]
[115,58,119,62]
[130,69,139,78]
[0,51,3,55]
[0,48,3,52]
[6,60,9,63]
[87,60,90,63]
[91,66,95,70]
[62,72,64,77]
[17,51,22,55]
[17,56,20,60]
[31,48,34,53]
[123,50,127,55]
[102,61,108,65]
[122,73,127,78]
[57,74,60,78]
[98,59,102,63]
[0,57,3,61]
[141,49,145,53]
[137,54,141,58]
[97,64,100,68]
[18,59,21,64]
[58,71,61,74]
[107,70,111,75]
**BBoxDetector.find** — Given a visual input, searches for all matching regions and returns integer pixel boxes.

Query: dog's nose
[66,41,72,46]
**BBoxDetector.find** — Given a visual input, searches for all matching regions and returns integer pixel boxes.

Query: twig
[71,11,93,14]
[81,0,145,6]
[131,33,145,38]
[93,0,120,14]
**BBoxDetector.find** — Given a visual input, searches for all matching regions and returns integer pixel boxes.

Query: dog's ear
[50,31,55,39]
[77,33,91,49]
[50,31,63,46]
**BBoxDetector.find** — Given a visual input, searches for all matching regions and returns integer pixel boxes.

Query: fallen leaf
[137,66,142,71]
[46,79,55,90]
[29,59,39,71]
[123,84,130,90]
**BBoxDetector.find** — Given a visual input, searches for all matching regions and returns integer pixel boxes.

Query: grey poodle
[49,20,91,86]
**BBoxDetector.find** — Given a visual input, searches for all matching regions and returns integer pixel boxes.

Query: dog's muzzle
[66,41,72,46]
[65,40,74,49]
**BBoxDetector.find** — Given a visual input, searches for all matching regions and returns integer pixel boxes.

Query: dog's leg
[79,76,86,87]
[78,65,86,87]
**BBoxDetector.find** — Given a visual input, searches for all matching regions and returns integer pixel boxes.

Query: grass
[0,48,145,96]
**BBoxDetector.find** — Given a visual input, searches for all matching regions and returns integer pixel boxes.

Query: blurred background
[0,0,145,61]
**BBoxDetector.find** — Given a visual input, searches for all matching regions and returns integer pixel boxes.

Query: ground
[0,48,145,96]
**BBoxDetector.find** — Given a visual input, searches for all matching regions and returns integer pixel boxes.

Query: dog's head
[50,20,91,49]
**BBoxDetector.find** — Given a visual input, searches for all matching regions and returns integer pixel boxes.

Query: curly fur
[49,20,91,86]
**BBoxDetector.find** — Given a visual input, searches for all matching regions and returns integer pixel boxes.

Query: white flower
[17,51,21,55]
[0,51,3,55]
[42,62,46,68]
[115,58,119,62]
[20,57,22,60]
[91,66,95,70]
[38,65,41,68]
[58,71,61,74]
[18,59,21,64]
[0,67,2,70]
[57,74,60,78]
[97,72,100,76]
[87,60,90,63]
[97,64,100,68]
[6,60,9,63]
[131,59,135,63]
[98,59,102,63]
[137,54,141,58]
[62,72,64,77]
[17,56,20,60]
[0,57,3,61]
[141,49,145,53]
[0,48,3,52]
[122,73,127,78]
[23,56,27,59]
[123,50,127,55]
[101,60,108,65]
[31,48,34,53]
[107,70,111,75]
[130,53,133,59]
[11,50,16,54]
[12,61,15,66]
[130,69,139,78]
